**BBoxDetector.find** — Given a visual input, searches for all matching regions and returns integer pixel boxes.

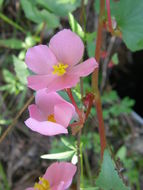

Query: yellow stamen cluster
[47,114,56,123]
[52,63,68,76]
[34,177,50,190]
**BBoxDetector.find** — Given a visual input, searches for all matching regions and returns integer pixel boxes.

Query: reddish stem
[92,0,107,159]
[66,89,82,119]
[84,93,95,120]
[106,0,114,33]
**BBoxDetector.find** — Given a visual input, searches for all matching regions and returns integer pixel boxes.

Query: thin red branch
[106,0,114,33]
[92,0,107,159]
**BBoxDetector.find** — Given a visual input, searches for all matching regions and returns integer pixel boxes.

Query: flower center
[47,114,56,123]
[34,177,50,190]
[52,63,68,76]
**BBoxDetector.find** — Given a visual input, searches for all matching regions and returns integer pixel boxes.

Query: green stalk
[0,12,26,33]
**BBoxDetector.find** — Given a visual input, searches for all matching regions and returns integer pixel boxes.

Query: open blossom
[26,29,98,92]
[26,162,77,190]
[25,89,75,136]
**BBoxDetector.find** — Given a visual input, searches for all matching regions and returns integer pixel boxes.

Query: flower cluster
[25,29,98,189]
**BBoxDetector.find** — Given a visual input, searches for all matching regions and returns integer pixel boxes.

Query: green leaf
[21,0,59,28]
[39,9,60,29]
[96,150,130,190]
[24,36,37,49]
[111,0,143,51]
[0,38,24,49]
[86,32,96,57]
[0,163,10,190]
[116,146,127,161]
[102,90,118,103]
[71,154,78,164]
[0,0,4,9]
[111,53,118,65]
[68,13,85,39]
[21,0,41,23]
[12,55,29,85]
[87,41,95,58]
[61,137,75,150]
[36,0,80,17]
[41,150,74,160]
[2,69,15,83]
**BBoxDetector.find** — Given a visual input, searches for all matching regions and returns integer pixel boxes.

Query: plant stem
[77,131,81,190]
[83,150,93,185]
[0,95,34,144]
[0,12,26,33]
[106,0,114,33]
[92,0,107,159]
[66,89,82,120]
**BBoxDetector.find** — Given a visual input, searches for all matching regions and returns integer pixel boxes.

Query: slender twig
[77,130,81,190]
[106,0,114,33]
[0,12,26,33]
[0,95,34,144]
[66,89,82,120]
[92,0,107,159]
[84,93,95,120]
[77,1,86,188]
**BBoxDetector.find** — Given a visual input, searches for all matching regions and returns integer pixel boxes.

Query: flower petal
[25,45,58,74]
[46,74,80,93]
[44,162,77,189]
[25,118,68,136]
[28,104,45,121]
[49,29,84,66]
[27,74,56,91]
[35,90,69,116]
[70,58,98,77]
[52,182,64,190]
[54,102,75,127]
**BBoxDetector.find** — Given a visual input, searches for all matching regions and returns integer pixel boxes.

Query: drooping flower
[26,29,98,92]
[26,162,77,190]
[25,89,75,136]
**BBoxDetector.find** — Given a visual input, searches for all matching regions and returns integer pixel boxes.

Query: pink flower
[26,162,77,190]
[26,29,98,92]
[25,89,75,136]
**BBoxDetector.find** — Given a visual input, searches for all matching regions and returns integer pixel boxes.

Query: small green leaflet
[111,0,143,51]
[0,0,4,8]
[36,0,80,17]
[13,55,29,85]
[21,0,59,29]
[41,150,75,160]
[96,150,130,190]
[68,13,85,39]
[0,38,25,49]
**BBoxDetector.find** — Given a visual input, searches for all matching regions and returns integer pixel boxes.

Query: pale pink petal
[27,74,56,91]
[35,90,68,116]
[25,118,68,136]
[49,29,84,66]
[52,182,64,190]
[28,104,45,121]
[69,58,98,77]
[44,162,76,189]
[54,103,75,127]
[25,45,58,74]
[46,74,80,93]
[25,188,34,190]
